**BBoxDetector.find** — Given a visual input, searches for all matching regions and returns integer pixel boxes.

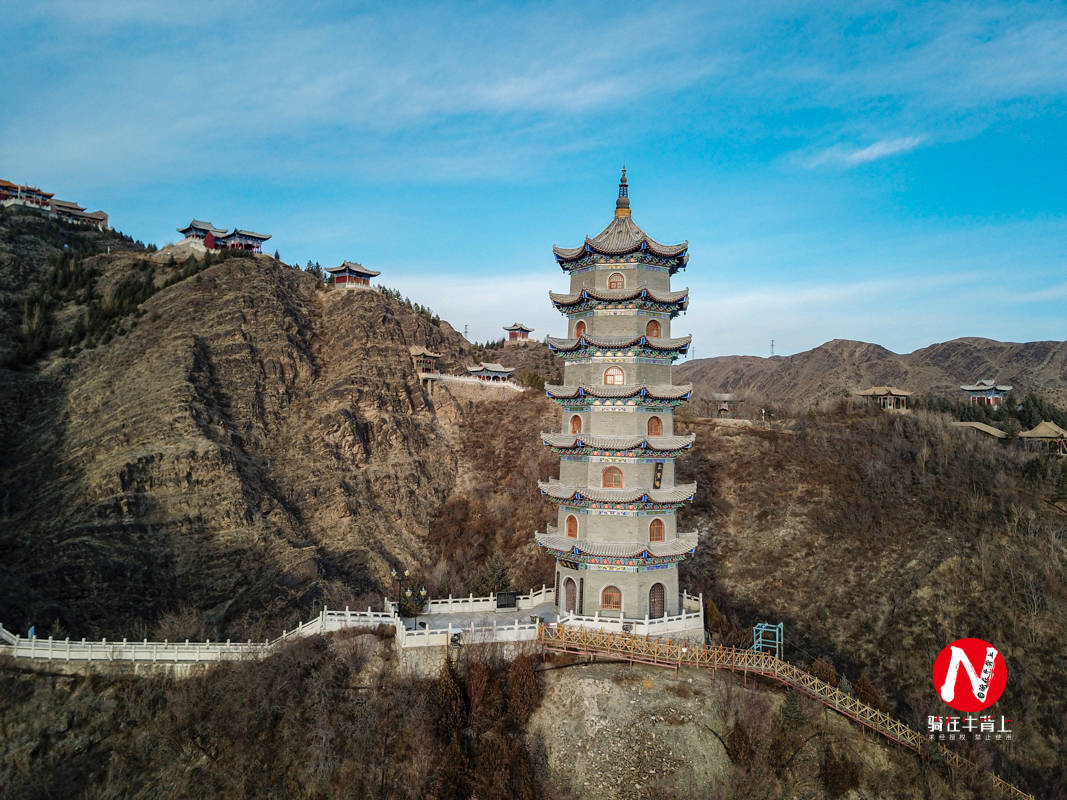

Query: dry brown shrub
[811,658,838,687]
[505,653,542,726]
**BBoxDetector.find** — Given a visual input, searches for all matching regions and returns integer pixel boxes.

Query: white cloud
[805,136,926,168]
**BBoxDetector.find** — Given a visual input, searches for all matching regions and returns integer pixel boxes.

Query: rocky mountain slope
[0,208,506,638]
[677,337,1067,412]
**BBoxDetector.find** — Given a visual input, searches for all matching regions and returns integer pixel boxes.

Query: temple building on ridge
[178,220,226,247]
[326,261,380,289]
[468,362,515,382]
[177,220,271,252]
[535,169,702,630]
[1,180,109,229]
[503,322,535,344]
[961,378,1012,407]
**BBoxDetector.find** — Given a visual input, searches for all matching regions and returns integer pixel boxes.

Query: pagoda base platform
[556,591,705,643]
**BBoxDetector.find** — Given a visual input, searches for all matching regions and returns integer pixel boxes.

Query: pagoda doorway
[563,577,577,614]
[649,583,665,619]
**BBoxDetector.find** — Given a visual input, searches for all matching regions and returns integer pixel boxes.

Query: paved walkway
[404,602,558,631]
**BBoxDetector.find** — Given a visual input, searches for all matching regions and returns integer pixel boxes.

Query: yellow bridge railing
[538,624,1033,800]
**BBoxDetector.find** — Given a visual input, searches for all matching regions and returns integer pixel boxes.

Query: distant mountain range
[676,337,1067,412]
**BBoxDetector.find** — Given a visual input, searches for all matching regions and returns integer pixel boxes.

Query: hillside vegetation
[676,409,1066,796]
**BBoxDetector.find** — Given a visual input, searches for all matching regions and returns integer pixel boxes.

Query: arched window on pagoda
[604,366,625,385]
[566,515,578,538]
[649,518,665,542]
[574,321,586,337]
[648,416,663,437]
[608,272,625,289]
[570,414,582,434]
[602,467,623,488]
[646,319,661,337]
[601,585,622,610]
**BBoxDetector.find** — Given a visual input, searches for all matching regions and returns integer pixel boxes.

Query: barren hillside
[677,337,1067,412]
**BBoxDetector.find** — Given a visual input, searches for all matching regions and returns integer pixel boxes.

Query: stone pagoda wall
[549,257,693,621]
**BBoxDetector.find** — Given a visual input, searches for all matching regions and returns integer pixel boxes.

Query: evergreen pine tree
[780,688,805,727]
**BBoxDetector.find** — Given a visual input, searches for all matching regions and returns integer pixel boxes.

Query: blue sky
[3,1,1065,356]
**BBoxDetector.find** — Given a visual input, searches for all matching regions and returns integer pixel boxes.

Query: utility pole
[463,324,469,339]
[770,339,775,357]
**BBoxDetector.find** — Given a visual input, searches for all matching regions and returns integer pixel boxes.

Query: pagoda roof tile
[541,432,696,451]
[326,261,380,276]
[178,219,226,235]
[538,480,696,504]
[553,213,688,261]
[535,531,698,558]
[855,386,913,397]
[547,333,691,353]
[409,345,442,358]
[961,379,1012,391]
[549,287,689,306]
[468,362,515,374]
[545,383,692,401]
[503,322,534,331]
[222,229,271,240]
[541,432,695,450]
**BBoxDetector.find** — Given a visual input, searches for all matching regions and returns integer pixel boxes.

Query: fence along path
[538,624,1033,800]
[0,608,395,665]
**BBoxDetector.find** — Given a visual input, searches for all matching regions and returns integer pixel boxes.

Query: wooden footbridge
[538,624,1034,800]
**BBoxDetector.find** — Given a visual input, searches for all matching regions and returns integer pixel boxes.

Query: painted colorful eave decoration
[548,445,694,458]
[541,433,696,458]
[547,344,690,363]
[549,396,688,410]
[551,296,689,317]
[535,543,693,568]
[538,494,695,511]
[556,252,688,274]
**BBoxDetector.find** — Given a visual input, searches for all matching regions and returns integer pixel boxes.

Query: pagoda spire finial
[615,166,631,218]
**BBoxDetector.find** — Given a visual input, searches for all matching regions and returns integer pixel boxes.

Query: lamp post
[403,586,428,630]
[390,567,409,610]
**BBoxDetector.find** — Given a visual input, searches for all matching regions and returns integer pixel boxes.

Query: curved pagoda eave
[536,530,699,560]
[549,287,690,317]
[538,480,697,508]
[541,432,696,457]
[552,214,688,269]
[545,383,693,401]
[546,334,692,358]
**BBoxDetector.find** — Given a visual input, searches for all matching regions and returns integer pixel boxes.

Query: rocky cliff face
[0,218,489,636]
[678,337,1067,412]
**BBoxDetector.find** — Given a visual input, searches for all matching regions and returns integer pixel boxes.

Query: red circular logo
[932,638,1006,712]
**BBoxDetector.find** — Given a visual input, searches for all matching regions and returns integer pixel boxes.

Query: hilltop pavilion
[504,322,535,344]
[535,170,701,627]
[326,261,380,290]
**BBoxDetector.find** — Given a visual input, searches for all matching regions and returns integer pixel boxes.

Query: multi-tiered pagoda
[536,170,699,622]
